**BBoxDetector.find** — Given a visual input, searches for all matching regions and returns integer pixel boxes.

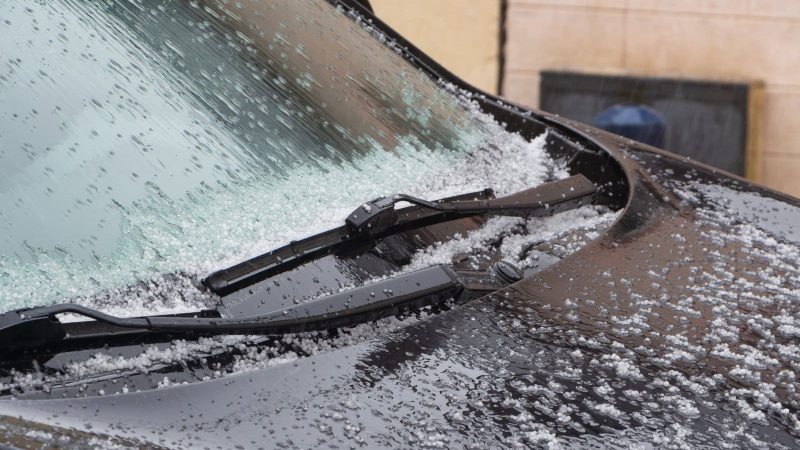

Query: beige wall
[503,0,800,197]
[371,0,501,94]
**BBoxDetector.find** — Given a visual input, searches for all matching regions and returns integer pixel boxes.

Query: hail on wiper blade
[0,262,524,355]
[0,176,596,355]
[205,174,597,295]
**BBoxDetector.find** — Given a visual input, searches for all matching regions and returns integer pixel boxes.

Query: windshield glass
[0,0,564,313]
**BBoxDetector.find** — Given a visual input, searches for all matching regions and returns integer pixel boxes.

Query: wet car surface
[1,0,799,449]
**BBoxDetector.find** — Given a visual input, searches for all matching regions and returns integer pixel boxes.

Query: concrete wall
[370,0,501,94]
[503,0,800,197]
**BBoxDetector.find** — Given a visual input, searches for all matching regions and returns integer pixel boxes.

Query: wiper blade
[0,262,522,355]
[0,176,595,355]
[205,175,596,295]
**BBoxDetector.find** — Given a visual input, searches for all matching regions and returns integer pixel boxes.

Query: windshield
[0,0,565,313]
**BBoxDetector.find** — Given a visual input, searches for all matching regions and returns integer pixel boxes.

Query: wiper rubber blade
[0,263,522,355]
[0,177,595,355]
[205,175,596,295]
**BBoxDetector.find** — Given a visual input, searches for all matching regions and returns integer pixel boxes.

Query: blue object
[593,104,667,148]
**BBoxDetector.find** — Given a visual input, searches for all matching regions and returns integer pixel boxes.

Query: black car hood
[4,106,799,450]
[2,1,800,448]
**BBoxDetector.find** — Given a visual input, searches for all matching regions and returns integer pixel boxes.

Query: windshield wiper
[0,262,522,355]
[0,175,596,355]
[205,174,596,295]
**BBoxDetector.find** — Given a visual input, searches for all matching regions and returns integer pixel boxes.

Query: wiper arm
[0,262,522,355]
[0,176,595,355]
[205,175,596,295]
